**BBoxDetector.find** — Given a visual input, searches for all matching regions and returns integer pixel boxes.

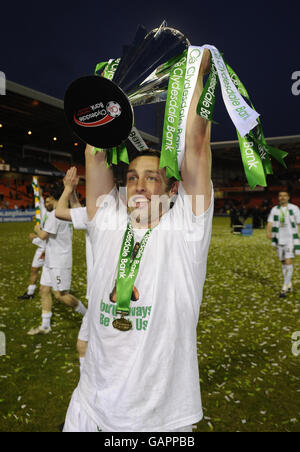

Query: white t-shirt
[43,210,73,268]
[70,207,93,300]
[268,203,300,245]
[76,183,214,432]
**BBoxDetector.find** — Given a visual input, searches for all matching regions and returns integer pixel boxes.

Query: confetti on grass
[0,220,299,432]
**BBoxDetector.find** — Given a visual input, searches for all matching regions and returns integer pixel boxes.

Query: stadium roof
[210,135,300,163]
[1,80,299,163]
[211,135,300,149]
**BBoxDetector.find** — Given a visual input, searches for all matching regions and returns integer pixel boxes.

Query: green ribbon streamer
[228,63,288,171]
[117,144,129,164]
[94,61,108,76]
[159,51,188,181]
[94,58,121,79]
[226,64,272,186]
[116,224,152,315]
[196,60,219,124]
[92,49,288,191]
[237,132,267,189]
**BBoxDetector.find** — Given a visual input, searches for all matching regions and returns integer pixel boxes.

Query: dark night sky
[1,0,300,142]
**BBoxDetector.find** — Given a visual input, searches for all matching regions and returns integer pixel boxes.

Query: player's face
[126,156,171,225]
[45,197,54,212]
[278,192,289,206]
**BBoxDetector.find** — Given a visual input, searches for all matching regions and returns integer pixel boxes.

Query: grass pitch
[0,218,299,432]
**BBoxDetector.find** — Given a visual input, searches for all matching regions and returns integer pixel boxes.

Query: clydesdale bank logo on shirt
[100,301,152,331]
[73,101,122,127]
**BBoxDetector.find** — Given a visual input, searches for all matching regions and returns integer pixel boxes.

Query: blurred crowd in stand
[0,178,86,210]
[228,200,272,229]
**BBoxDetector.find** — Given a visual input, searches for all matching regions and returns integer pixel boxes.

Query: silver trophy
[64,21,190,150]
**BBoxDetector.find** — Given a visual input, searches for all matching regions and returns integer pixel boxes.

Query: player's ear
[168,181,179,198]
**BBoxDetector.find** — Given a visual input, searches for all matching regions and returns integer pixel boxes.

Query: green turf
[0,219,299,432]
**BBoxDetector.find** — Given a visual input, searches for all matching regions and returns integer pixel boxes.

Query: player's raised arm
[181,49,212,215]
[85,144,115,220]
[56,167,80,221]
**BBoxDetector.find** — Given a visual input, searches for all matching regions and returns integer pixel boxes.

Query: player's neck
[131,215,161,230]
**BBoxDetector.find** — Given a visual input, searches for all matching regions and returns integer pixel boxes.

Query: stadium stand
[0,80,299,220]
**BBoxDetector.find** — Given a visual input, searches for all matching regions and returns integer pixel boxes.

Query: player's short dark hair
[115,149,179,192]
[279,189,291,196]
[48,184,64,201]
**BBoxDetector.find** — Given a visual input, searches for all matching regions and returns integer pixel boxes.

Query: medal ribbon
[279,206,288,226]
[116,224,152,315]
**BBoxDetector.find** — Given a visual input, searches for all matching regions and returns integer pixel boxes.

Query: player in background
[55,167,91,370]
[266,191,300,297]
[18,184,50,300]
[28,185,87,335]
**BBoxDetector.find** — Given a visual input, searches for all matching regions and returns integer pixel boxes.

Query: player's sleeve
[70,207,88,230]
[43,211,59,235]
[169,182,214,265]
[87,186,119,241]
[32,237,45,247]
[267,207,275,223]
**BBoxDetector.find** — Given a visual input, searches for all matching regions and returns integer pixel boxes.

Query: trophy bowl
[64,22,190,150]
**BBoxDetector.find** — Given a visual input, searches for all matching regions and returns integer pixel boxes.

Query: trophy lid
[113,22,190,94]
[64,76,134,149]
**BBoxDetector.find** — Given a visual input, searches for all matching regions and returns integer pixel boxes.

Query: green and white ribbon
[116,224,152,315]
[95,58,121,80]
[159,50,187,179]
[237,131,267,189]
[196,53,287,188]
[93,44,288,189]
[224,62,287,188]
[177,47,205,169]
[203,45,260,137]
[159,47,205,179]
[32,176,41,225]
[196,59,218,122]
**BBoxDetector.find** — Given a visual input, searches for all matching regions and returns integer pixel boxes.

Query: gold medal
[113,315,132,331]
